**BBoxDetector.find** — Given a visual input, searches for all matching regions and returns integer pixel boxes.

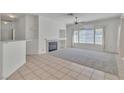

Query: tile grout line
[89,69,95,80]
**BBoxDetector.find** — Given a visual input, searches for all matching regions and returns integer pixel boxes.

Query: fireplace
[46,40,58,52]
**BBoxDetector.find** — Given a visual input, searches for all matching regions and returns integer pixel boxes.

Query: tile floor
[7,54,124,80]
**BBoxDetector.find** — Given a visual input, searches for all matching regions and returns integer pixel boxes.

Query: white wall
[15,16,26,40]
[0,31,1,41]
[39,16,66,54]
[120,18,124,57]
[0,42,3,79]
[0,18,2,79]
[25,15,39,55]
[15,15,39,55]
[0,17,1,41]
[25,15,39,40]
[1,22,14,41]
[66,17,120,53]
[0,29,1,41]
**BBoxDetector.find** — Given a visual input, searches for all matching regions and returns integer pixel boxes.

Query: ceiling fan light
[75,17,78,24]
[75,22,78,24]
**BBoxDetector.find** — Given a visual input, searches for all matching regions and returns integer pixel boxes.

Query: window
[73,27,103,45]
[95,28,103,45]
[79,29,94,44]
[73,31,78,43]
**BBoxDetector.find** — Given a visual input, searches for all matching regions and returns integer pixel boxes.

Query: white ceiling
[37,13,121,24]
[0,13,121,24]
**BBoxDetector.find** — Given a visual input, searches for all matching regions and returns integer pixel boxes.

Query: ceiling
[37,13,121,24]
[0,13,121,24]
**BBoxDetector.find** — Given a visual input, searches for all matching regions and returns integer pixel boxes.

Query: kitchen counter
[0,40,26,79]
[0,40,26,42]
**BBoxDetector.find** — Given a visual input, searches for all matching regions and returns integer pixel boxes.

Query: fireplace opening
[48,41,58,52]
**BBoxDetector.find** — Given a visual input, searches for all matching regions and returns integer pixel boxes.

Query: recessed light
[3,21,8,24]
[122,57,124,61]
[9,15,16,18]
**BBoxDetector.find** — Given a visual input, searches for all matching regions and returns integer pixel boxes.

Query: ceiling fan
[66,13,79,24]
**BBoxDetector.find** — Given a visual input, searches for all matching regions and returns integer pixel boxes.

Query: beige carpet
[50,48,118,75]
